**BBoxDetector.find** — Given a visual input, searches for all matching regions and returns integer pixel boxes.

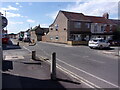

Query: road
[2,41,84,89]
[24,41,119,89]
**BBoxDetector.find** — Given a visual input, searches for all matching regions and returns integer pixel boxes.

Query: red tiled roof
[50,10,117,27]
[85,16,114,24]
[61,11,91,22]
[109,19,120,25]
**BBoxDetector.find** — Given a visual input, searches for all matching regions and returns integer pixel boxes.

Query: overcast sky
[0,0,119,34]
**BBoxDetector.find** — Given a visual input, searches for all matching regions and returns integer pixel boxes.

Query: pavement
[2,39,90,89]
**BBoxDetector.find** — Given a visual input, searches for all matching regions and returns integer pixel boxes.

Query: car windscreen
[93,40,98,42]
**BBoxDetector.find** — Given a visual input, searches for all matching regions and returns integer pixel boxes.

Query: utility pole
[0,12,3,90]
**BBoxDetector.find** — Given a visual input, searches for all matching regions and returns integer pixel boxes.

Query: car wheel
[99,45,103,49]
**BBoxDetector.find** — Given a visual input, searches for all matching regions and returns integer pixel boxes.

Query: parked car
[108,40,120,46]
[88,38,110,49]
[18,37,23,41]
[2,34,9,44]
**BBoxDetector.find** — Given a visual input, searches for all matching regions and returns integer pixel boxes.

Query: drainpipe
[0,12,3,90]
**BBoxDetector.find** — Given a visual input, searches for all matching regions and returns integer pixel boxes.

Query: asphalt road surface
[24,42,119,89]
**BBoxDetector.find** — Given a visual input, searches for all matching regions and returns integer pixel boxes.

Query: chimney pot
[103,13,109,19]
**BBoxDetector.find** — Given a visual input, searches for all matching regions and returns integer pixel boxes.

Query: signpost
[0,12,8,90]
[0,12,2,90]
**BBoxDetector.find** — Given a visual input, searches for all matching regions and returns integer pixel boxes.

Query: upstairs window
[104,24,107,32]
[74,22,81,28]
[50,27,53,30]
[110,25,112,31]
[101,26,104,32]
[86,23,90,28]
[94,23,97,32]
[55,24,58,31]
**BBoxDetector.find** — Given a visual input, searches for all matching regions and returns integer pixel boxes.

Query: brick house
[45,10,119,45]
[29,25,49,42]
[46,10,91,45]
[86,13,117,41]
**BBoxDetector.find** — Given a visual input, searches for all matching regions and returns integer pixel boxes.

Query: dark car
[18,37,23,41]
[108,40,120,46]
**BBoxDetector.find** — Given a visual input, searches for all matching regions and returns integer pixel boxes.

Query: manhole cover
[5,55,24,60]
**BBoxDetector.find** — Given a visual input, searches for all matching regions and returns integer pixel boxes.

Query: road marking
[47,60,100,89]
[56,58,119,88]
[87,59,105,64]
[23,46,31,52]
[72,54,105,64]
[23,46,119,88]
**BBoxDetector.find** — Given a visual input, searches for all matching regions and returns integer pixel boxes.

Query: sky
[0,0,119,34]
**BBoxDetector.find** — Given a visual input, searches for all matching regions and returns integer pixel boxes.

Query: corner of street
[2,39,91,89]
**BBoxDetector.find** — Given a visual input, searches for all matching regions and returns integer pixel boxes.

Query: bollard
[51,52,56,80]
[17,42,19,46]
[32,51,36,60]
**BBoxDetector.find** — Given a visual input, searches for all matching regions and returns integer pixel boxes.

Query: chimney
[103,13,109,19]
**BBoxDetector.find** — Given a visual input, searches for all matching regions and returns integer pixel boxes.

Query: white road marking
[23,46,119,88]
[47,60,100,89]
[23,46,31,52]
[56,58,119,88]
[87,59,105,64]
[72,54,105,64]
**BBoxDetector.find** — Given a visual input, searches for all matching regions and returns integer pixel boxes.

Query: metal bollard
[32,51,36,60]
[51,52,56,80]
[17,42,19,46]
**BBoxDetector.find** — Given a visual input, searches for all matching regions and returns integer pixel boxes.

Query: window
[86,23,90,28]
[104,24,107,32]
[94,24,97,32]
[50,28,53,30]
[55,24,58,31]
[50,36,53,40]
[74,22,81,28]
[101,26,104,32]
[110,25,112,31]
[55,36,59,40]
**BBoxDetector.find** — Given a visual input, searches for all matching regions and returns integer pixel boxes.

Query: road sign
[2,16,8,28]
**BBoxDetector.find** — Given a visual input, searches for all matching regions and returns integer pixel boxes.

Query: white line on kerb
[56,58,119,88]
[47,60,98,88]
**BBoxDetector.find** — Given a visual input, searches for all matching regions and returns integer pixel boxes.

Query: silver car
[88,38,110,49]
